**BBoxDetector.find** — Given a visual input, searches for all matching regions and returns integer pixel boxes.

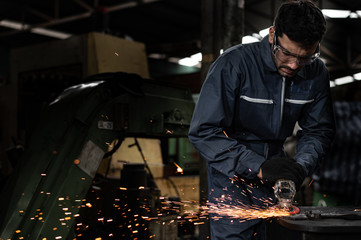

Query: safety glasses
[273,33,320,66]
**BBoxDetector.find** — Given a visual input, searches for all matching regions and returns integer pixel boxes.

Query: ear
[269,26,275,44]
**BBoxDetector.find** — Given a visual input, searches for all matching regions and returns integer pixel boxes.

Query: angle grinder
[274,179,300,215]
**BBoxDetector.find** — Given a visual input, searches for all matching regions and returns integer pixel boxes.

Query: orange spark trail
[206,203,290,220]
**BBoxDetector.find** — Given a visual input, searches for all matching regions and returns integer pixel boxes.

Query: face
[268,27,319,78]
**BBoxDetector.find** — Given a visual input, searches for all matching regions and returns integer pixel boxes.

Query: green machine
[0,72,195,239]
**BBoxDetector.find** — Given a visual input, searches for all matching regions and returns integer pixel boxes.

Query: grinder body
[274,179,296,209]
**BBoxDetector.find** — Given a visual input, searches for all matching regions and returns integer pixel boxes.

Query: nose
[286,60,299,70]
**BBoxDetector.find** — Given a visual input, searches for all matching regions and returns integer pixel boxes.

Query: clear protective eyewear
[273,33,320,66]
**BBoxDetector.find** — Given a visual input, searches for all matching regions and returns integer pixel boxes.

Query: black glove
[260,157,306,190]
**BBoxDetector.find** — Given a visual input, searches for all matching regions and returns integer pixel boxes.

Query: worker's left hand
[258,157,306,190]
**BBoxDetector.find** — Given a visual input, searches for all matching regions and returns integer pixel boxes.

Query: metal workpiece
[285,207,361,221]
[267,206,361,240]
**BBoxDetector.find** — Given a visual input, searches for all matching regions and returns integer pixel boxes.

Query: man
[188,0,335,239]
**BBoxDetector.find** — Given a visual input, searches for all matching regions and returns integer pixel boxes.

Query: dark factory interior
[0,0,361,239]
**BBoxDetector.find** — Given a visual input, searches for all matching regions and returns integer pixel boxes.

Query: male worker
[188,0,335,239]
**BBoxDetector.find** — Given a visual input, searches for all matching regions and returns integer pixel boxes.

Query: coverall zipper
[280,77,286,122]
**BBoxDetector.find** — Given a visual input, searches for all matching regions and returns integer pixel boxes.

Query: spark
[206,202,290,220]
[194,222,205,225]
[223,131,229,138]
[308,178,314,187]
[173,162,184,174]
[71,182,291,238]
[165,129,174,134]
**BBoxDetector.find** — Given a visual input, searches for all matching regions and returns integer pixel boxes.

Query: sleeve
[188,57,265,179]
[294,67,336,175]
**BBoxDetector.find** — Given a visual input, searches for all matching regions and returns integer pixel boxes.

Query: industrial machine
[0,72,195,239]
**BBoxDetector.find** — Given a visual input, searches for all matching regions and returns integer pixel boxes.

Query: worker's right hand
[259,157,306,190]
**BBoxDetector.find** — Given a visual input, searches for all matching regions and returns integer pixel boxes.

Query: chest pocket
[284,79,315,120]
[284,93,314,123]
[237,94,274,134]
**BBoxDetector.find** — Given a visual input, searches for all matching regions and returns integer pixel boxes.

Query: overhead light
[259,27,270,38]
[31,27,71,39]
[322,9,351,18]
[334,76,353,85]
[178,52,202,67]
[178,57,200,67]
[0,19,29,30]
[242,35,259,44]
[190,52,202,62]
[350,12,359,18]
[353,72,361,80]
[0,19,71,39]
[330,81,336,88]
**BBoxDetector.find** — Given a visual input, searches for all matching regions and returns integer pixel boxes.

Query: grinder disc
[289,205,300,215]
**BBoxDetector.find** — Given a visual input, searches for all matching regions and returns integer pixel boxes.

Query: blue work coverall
[188,36,335,239]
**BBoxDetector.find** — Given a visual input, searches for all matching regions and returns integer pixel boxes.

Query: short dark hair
[274,0,326,48]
